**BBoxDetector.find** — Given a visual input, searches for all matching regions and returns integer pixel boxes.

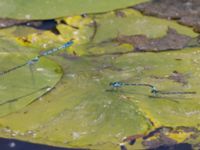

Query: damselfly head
[63,40,74,48]
[27,56,40,65]
[151,86,158,96]
[109,81,123,88]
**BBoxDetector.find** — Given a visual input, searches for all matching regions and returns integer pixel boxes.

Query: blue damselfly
[109,81,196,96]
[0,40,74,76]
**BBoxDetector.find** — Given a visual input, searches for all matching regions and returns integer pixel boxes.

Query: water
[0,137,85,150]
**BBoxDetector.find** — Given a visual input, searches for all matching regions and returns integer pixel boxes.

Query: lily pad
[0,47,200,149]
[0,38,63,117]
[116,28,195,52]
[0,0,149,20]
[0,4,200,150]
[8,9,198,56]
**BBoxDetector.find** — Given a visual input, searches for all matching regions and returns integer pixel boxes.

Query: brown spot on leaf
[151,70,189,85]
[168,70,189,85]
[116,28,192,52]
[142,126,196,149]
[175,58,182,61]
[142,133,177,149]
[115,10,126,18]
[133,0,200,33]
[124,126,198,149]
[0,19,27,28]
[23,111,28,114]
[21,37,31,43]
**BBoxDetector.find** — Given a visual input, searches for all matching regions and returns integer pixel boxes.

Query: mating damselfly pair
[108,81,196,97]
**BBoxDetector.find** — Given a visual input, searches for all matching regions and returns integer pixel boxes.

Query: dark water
[0,137,85,150]
[20,20,60,34]
[149,143,193,150]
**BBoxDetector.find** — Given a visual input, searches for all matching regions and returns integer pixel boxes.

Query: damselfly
[0,40,74,76]
[0,40,74,114]
[109,81,196,96]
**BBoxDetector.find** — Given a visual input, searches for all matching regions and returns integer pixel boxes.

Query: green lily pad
[90,9,197,43]
[0,5,200,150]
[0,0,149,20]
[0,38,63,117]
[0,46,200,149]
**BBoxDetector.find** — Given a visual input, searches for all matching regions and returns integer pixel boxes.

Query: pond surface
[0,2,200,150]
[0,137,84,150]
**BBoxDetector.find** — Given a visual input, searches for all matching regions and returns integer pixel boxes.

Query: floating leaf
[7,9,197,56]
[0,38,62,117]
[0,46,200,149]
[0,0,149,20]
[0,3,200,150]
